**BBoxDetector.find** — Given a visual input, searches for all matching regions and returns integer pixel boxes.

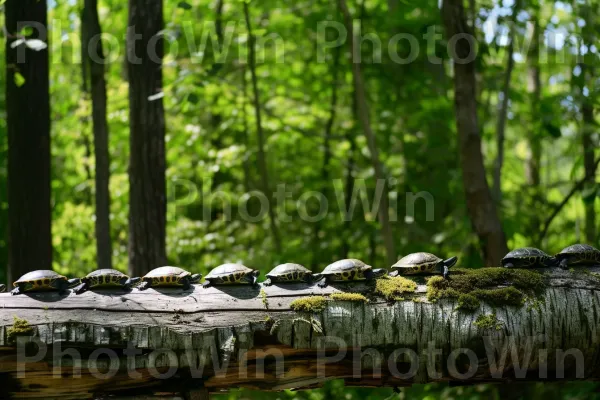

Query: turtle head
[442,256,458,269]
[190,273,202,283]
[370,268,388,279]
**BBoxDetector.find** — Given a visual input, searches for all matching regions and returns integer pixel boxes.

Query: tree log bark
[2,268,600,398]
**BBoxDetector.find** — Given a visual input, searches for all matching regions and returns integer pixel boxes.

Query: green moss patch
[329,293,368,302]
[374,276,417,301]
[290,296,327,312]
[474,313,502,331]
[260,289,269,309]
[427,268,545,311]
[7,317,34,344]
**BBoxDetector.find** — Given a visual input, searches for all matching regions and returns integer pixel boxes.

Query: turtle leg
[125,277,141,289]
[181,278,192,290]
[304,274,313,284]
[11,286,22,296]
[263,278,273,286]
[503,262,514,269]
[56,280,70,295]
[443,265,450,280]
[137,280,151,291]
[317,277,329,288]
[73,282,88,295]
[559,258,569,270]
[202,281,212,289]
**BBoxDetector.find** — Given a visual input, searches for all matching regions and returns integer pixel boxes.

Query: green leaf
[14,72,25,87]
[19,26,34,37]
[177,1,192,10]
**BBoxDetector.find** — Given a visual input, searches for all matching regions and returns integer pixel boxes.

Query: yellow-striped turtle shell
[315,259,387,287]
[502,247,557,269]
[392,253,457,278]
[73,269,140,294]
[139,266,201,290]
[203,264,260,287]
[264,263,313,285]
[12,270,79,295]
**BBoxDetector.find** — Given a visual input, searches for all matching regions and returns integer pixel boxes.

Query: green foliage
[329,292,369,302]
[7,316,34,344]
[290,296,327,313]
[474,313,503,331]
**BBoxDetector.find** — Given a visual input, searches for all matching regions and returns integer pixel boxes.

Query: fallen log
[1,267,600,399]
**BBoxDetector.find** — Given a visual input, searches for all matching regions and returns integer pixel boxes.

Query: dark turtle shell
[84,269,131,288]
[265,263,312,284]
[15,270,66,285]
[315,259,386,286]
[502,247,556,268]
[555,244,600,268]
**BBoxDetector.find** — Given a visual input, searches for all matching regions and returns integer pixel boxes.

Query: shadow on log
[1,268,600,398]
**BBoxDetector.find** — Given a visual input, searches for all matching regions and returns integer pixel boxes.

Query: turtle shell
[144,266,191,278]
[15,270,66,285]
[266,263,311,283]
[502,247,555,268]
[321,259,370,275]
[0,284,7,293]
[556,244,600,265]
[267,263,311,278]
[205,264,254,279]
[86,269,128,278]
[84,269,130,287]
[393,252,441,268]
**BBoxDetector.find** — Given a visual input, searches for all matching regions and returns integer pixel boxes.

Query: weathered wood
[2,268,600,399]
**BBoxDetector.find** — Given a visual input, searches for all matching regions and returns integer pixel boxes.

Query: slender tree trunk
[340,128,356,260]
[492,1,519,205]
[83,0,113,270]
[243,3,282,254]
[6,0,52,284]
[127,0,167,276]
[311,46,340,271]
[441,0,508,266]
[579,6,597,244]
[338,0,396,266]
[526,17,542,242]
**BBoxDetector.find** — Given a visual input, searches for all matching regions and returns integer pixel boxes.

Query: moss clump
[427,268,545,310]
[7,317,34,344]
[474,313,502,331]
[374,276,417,301]
[329,293,368,302]
[290,296,327,313]
[456,293,480,311]
[260,289,269,309]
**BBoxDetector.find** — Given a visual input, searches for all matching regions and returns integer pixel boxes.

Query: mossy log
[2,268,600,398]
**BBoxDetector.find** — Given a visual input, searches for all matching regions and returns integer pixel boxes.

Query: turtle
[555,244,600,270]
[138,266,202,290]
[313,259,387,288]
[263,263,314,286]
[73,269,140,295]
[390,252,458,279]
[501,247,558,269]
[0,284,6,293]
[202,263,260,288]
[11,270,80,295]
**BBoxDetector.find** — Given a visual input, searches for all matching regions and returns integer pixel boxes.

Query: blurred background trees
[1,0,599,397]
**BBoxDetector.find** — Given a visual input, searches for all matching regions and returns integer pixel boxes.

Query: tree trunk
[338,0,396,266]
[492,1,519,205]
[2,267,600,398]
[243,3,282,254]
[83,0,113,270]
[312,46,340,271]
[526,17,542,242]
[5,0,52,284]
[127,0,167,276]
[441,0,508,266]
